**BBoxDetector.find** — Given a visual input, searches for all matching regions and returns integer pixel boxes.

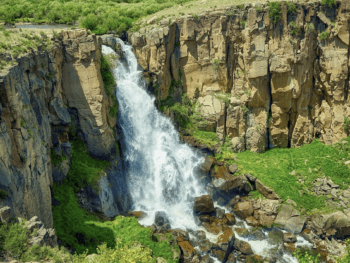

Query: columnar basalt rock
[0,29,118,228]
[129,0,350,152]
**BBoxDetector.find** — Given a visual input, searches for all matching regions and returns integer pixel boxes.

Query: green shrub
[170,102,191,127]
[240,20,246,28]
[321,0,336,7]
[319,30,329,40]
[0,220,29,258]
[289,21,299,35]
[269,2,282,24]
[80,14,99,31]
[286,2,297,14]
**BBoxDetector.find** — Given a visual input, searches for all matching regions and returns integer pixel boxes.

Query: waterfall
[102,40,206,230]
[101,39,311,263]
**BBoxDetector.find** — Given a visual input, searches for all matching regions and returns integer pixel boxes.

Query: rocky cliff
[0,29,124,228]
[128,0,350,152]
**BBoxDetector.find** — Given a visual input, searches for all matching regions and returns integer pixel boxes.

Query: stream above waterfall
[101,39,312,263]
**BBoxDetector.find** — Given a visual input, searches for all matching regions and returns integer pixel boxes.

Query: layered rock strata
[129,0,350,152]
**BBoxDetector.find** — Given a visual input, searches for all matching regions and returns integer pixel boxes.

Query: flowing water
[102,40,206,231]
[102,39,311,262]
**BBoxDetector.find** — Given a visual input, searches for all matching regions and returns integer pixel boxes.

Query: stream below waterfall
[101,39,312,263]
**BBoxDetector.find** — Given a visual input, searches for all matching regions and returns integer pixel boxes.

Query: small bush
[240,20,246,28]
[80,13,99,31]
[269,2,282,24]
[289,21,299,35]
[319,30,329,40]
[286,2,297,14]
[321,0,336,7]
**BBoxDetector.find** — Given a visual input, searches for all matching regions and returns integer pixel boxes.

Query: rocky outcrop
[129,0,350,152]
[0,29,120,228]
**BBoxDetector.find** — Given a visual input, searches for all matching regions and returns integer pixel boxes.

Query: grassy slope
[52,140,177,262]
[0,0,196,34]
[191,130,350,214]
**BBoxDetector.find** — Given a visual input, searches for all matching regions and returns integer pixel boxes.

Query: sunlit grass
[191,130,350,213]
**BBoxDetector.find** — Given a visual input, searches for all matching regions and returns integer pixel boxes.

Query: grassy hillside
[0,0,195,34]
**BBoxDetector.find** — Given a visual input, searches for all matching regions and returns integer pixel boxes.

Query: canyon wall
[129,0,350,152]
[0,29,122,228]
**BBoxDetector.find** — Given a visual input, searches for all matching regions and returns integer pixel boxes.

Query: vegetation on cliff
[0,0,194,34]
[0,26,59,68]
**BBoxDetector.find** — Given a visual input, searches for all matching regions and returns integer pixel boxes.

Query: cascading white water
[102,39,312,263]
[102,40,206,230]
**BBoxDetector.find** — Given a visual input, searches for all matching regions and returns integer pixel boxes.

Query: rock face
[0,29,118,228]
[274,204,306,233]
[129,1,350,151]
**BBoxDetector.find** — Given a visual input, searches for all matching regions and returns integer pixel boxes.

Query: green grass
[191,129,350,213]
[52,182,177,262]
[51,138,177,262]
[66,140,110,190]
[0,0,196,34]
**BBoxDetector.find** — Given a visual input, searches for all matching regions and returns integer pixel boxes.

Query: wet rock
[155,211,171,228]
[233,239,253,255]
[214,250,226,261]
[282,232,297,243]
[200,255,213,263]
[193,230,206,240]
[193,195,215,215]
[251,230,265,240]
[245,216,259,227]
[217,197,226,206]
[196,239,212,254]
[202,156,215,172]
[178,239,196,262]
[127,211,147,219]
[283,242,296,253]
[225,213,236,225]
[198,215,211,223]
[255,180,280,200]
[173,229,190,241]
[226,253,237,263]
[258,212,275,227]
[268,229,283,245]
[234,201,253,219]
[202,221,223,235]
[216,228,235,252]
[274,204,306,233]
[229,195,241,207]
[214,207,225,219]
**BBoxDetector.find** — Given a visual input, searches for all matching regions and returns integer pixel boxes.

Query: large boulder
[216,228,235,252]
[274,204,306,233]
[255,180,280,200]
[234,201,253,219]
[193,195,214,215]
[233,239,253,255]
[154,211,171,229]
